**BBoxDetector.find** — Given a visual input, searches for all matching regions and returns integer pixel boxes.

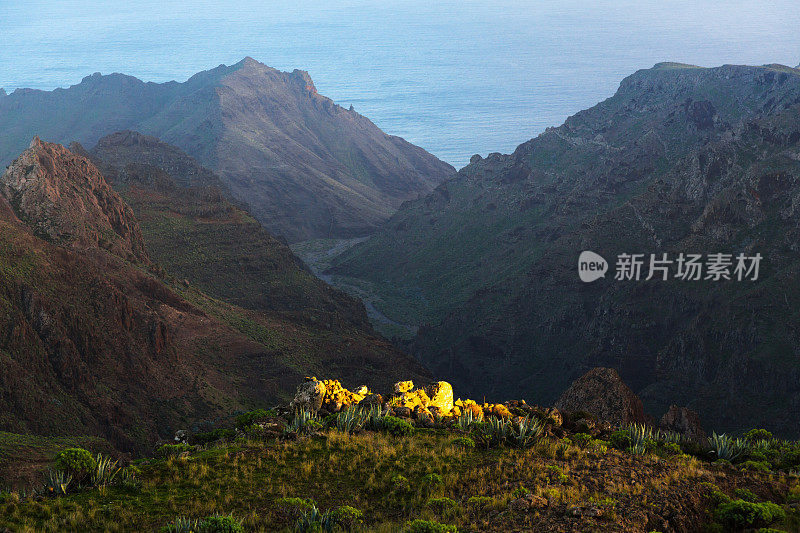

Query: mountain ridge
[0,58,455,241]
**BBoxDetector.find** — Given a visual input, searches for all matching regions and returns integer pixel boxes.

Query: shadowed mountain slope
[0,140,429,453]
[82,131,371,329]
[330,63,800,436]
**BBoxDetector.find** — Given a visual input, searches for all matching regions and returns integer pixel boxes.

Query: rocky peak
[0,138,148,262]
[555,368,647,427]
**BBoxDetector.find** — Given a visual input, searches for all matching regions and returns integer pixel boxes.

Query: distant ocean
[1,0,798,168]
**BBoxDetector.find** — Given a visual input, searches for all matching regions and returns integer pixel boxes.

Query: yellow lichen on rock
[425,381,454,413]
[490,404,513,419]
[455,398,484,419]
[391,388,430,410]
[394,380,414,394]
[318,379,368,412]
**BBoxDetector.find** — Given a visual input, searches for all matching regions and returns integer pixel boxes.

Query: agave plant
[627,424,654,448]
[477,417,511,447]
[43,469,72,496]
[92,453,121,488]
[629,442,648,455]
[456,409,482,431]
[750,438,779,452]
[336,406,367,433]
[363,404,386,431]
[295,505,335,532]
[708,432,748,461]
[511,416,545,448]
[286,408,321,435]
[656,430,685,444]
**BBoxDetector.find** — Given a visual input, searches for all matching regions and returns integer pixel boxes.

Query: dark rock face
[0,58,455,241]
[555,368,647,427]
[659,406,706,442]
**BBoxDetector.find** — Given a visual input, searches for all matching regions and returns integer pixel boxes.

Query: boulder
[392,389,430,410]
[393,406,412,418]
[358,393,383,407]
[289,377,326,412]
[544,407,563,427]
[555,368,646,427]
[510,494,548,512]
[659,405,706,441]
[415,405,435,427]
[424,381,454,413]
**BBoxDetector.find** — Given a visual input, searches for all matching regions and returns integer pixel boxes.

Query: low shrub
[740,461,771,473]
[610,430,631,450]
[235,409,271,430]
[54,448,96,483]
[330,505,363,529]
[733,488,759,502]
[423,473,443,486]
[276,497,315,513]
[427,497,458,511]
[466,496,495,510]
[392,474,411,492]
[570,433,592,448]
[450,437,475,449]
[405,519,458,532]
[714,500,786,529]
[384,416,414,436]
[744,429,774,443]
[157,443,194,458]
[196,513,244,533]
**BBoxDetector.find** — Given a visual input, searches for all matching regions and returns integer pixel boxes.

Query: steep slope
[0,58,455,240]
[85,130,373,329]
[330,63,800,436]
[0,140,429,453]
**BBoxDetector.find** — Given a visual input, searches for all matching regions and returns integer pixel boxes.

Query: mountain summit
[0,58,454,240]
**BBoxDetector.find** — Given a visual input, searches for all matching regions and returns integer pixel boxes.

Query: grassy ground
[1,424,798,532]
[0,433,111,491]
